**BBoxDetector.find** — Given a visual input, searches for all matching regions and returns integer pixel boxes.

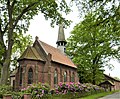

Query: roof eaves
[51,60,77,69]
[104,74,120,82]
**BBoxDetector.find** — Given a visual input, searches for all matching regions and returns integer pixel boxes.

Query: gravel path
[99,92,120,99]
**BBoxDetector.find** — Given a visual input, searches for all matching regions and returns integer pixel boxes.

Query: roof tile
[38,40,77,68]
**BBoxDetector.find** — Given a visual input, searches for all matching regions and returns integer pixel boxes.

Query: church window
[20,68,23,85]
[69,71,71,82]
[54,69,58,84]
[71,72,75,82]
[28,68,33,84]
[64,71,67,82]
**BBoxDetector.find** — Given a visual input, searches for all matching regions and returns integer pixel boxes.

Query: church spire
[56,24,67,54]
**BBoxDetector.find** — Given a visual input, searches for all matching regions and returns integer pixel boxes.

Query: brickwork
[14,36,79,90]
[15,58,79,89]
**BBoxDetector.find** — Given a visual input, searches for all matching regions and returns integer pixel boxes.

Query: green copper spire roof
[56,24,66,43]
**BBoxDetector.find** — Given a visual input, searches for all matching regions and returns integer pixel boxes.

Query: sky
[26,5,120,79]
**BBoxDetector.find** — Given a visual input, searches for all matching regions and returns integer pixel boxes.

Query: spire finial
[35,36,39,40]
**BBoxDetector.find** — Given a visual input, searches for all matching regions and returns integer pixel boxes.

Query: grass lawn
[79,90,120,99]
[46,90,120,99]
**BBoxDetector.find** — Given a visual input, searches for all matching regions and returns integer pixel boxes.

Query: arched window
[28,68,33,84]
[19,68,23,85]
[64,71,67,82]
[72,72,75,82]
[54,69,58,84]
[69,71,71,82]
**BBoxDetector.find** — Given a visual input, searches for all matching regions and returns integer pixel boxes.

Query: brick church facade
[11,25,79,90]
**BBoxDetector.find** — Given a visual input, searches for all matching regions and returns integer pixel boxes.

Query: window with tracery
[28,68,33,84]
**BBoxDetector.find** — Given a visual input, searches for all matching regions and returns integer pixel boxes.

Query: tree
[67,0,120,84]
[11,33,33,69]
[66,11,120,84]
[0,0,70,85]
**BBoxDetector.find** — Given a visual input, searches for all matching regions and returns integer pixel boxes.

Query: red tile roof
[19,38,77,68]
[38,40,77,68]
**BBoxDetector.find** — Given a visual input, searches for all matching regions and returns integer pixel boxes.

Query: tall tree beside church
[0,0,70,85]
[66,12,120,84]
[67,0,120,84]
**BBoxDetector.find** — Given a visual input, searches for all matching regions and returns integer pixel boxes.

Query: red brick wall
[16,59,79,90]
[16,60,45,89]
[50,62,79,88]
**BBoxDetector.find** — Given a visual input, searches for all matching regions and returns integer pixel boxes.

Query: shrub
[21,82,50,98]
[54,82,105,98]
[0,85,12,98]
[11,92,23,99]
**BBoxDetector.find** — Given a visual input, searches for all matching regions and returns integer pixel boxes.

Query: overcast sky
[26,5,120,79]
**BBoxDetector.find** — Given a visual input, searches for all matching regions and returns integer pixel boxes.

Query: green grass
[45,90,120,99]
[79,90,120,99]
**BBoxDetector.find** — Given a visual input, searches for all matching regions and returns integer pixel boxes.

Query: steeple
[56,24,67,54]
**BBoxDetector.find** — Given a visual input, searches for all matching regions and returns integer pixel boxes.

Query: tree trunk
[0,38,13,85]
[92,65,96,85]
[0,61,10,84]
[0,29,13,85]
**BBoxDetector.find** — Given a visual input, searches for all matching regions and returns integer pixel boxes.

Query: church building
[11,25,79,90]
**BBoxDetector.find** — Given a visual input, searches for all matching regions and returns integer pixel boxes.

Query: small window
[64,71,67,82]
[28,68,33,84]
[54,70,58,84]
